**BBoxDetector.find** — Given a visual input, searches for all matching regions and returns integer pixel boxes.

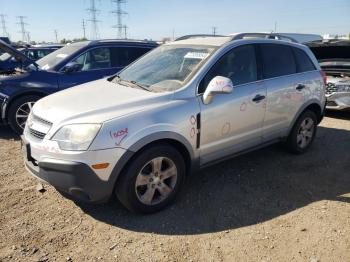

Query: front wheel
[286,110,318,154]
[8,95,41,135]
[115,145,186,214]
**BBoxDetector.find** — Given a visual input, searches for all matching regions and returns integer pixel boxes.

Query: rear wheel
[286,110,317,154]
[8,95,41,134]
[115,145,186,213]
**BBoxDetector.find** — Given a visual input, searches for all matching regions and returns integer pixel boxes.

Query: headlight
[52,124,101,151]
[337,84,350,92]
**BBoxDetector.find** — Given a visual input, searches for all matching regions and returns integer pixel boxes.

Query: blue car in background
[0,45,63,74]
[0,39,158,133]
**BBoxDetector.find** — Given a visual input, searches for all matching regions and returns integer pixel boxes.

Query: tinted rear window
[293,47,316,73]
[110,47,151,67]
[261,44,296,79]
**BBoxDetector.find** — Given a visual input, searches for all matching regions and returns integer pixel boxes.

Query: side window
[199,45,257,93]
[110,47,150,68]
[71,47,111,71]
[110,47,129,67]
[292,47,316,73]
[128,47,151,62]
[261,44,296,79]
[27,50,37,60]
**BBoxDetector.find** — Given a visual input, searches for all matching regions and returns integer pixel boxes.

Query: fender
[3,89,50,120]
[107,131,199,192]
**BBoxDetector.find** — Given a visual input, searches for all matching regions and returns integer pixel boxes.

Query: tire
[8,95,41,135]
[115,145,186,214]
[286,110,318,154]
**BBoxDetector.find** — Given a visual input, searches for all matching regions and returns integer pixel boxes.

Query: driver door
[199,44,267,165]
[58,47,112,90]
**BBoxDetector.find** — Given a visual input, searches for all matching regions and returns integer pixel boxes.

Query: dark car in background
[306,39,350,111]
[0,39,158,133]
[0,45,63,74]
[0,37,11,55]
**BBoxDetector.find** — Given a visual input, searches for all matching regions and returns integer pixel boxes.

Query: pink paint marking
[110,128,129,146]
[240,102,247,111]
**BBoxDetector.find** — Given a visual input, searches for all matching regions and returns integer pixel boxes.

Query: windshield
[36,44,82,70]
[115,45,215,92]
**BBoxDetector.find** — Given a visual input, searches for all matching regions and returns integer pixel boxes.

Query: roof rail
[230,33,298,43]
[175,34,226,41]
[91,39,158,45]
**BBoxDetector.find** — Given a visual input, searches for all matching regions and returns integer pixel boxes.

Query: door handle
[296,84,306,91]
[252,94,266,103]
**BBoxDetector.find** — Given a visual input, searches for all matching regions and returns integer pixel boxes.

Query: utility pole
[17,16,28,42]
[172,29,175,41]
[54,29,58,43]
[26,31,31,43]
[0,14,10,38]
[274,21,278,33]
[82,19,86,39]
[212,26,217,36]
[87,0,100,40]
[111,0,127,39]
[123,25,128,39]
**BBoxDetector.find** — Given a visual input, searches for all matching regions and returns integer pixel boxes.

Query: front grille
[29,128,46,140]
[27,113,53,141]
[32,114,53,126]
[326,82,338,94]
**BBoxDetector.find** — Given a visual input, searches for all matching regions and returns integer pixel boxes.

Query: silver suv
[22,35,326,213]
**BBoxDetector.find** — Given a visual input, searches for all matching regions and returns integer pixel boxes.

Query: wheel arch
[288,100,323,136]
[5,90,48,120]
[108,132,198,195]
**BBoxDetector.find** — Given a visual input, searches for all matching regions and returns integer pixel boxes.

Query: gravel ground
[0,111,349,262]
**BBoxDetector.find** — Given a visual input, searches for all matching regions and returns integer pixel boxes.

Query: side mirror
[202,76,233,104]
[63,62,81,73]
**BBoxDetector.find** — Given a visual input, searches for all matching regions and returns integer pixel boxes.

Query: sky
[0,0,349,42]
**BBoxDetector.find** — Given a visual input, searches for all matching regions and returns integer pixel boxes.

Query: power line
[0,14,10,38]
[87,0,100,40]
[17,16,28,42]
[111,0,128,39]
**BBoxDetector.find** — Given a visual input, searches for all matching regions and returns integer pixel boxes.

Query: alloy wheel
[135,157,178,206]
[297,117,315,149]
[15,101,35,130]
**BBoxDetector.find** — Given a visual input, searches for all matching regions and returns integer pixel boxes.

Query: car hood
[306,40,350,61]
[32,78,172,126]
[0,39,35,64]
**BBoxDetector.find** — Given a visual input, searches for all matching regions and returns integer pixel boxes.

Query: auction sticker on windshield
[184,52,209,60]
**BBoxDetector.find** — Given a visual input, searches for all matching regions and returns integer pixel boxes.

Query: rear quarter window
[292,47,316,73]
[260,44,296,79]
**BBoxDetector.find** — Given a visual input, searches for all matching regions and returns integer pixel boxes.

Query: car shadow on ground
[0,125,20,140]
[77,114,350,235]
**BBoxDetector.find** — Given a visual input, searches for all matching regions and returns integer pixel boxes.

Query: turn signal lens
[92,163,110,169]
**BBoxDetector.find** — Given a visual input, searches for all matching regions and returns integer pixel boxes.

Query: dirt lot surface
[0,112,349,262]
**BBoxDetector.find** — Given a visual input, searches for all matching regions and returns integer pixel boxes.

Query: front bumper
[326,92,350,110]
[21,135,128,203]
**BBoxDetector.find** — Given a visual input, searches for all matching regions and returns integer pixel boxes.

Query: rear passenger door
[259,44,313,141]
[199,44,267,165]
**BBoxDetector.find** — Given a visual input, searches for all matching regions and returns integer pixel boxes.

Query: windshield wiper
[113,75,149,91]
[129,80,150,91]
